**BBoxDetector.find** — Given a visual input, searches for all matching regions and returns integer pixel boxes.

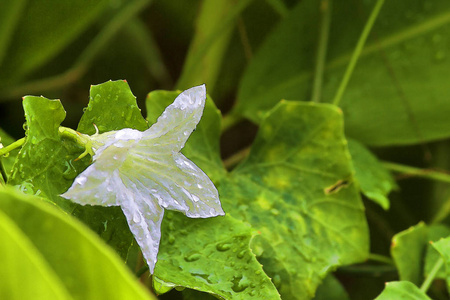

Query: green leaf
[374,281,431,300]
[154,211,280,300]
[348,139,397,209]
[78,80,149,134]
[0,208,71,299]
[146,90,225,182]
[391,222,428,285]
[222,101,369,299]
[313,274,350,300]
[235,0,450,146]
[431,235,450,291]
[0,187,155,300]
[8,96,87,210]
[0,0,110,83]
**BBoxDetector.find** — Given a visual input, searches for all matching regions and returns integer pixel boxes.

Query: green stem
[0,138,25,156]
[420,257,443,293]
[382,161,450,184]
[223,146,251,169]
[59,127,95,160]
[312,0,331,103]
[332,0,385,106]
[221,112,244,133]
[367,253,394,265]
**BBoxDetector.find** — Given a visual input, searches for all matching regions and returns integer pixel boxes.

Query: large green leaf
[374,281,431,300]
[0,208,71,300]
[348,139,397,210]
[235,0,450,146]
[146,90,225,182]
[222,101,369,299]
[154,211,280,299]
[0,0,109,84]
[0,187,155,300]
[391,222,428,285]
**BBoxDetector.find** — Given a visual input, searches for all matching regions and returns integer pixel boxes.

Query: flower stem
[367,253,394,265]
[332,0,385,106]
[0,138,25,157]
[420,257,443,293]
[58,127,94,160]
[312,0,331,103]
[382,161,450,184]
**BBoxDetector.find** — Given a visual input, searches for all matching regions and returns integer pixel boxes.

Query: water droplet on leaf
[184,252,201,262]
[216,242,232,251]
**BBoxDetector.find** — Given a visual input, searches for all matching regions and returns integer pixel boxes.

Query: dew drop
[75,176,87,186]
[168,234,175,244]
[133,212,141,223]
[237,250,246,259]
[197,183,203,189]
[184,252,201,262]
[216,242,232,252]
[192,195,200,202]
[231,275,249,292]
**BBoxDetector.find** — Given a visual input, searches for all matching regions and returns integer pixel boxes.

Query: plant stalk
[332,0,385,106]
[312,0,331,103]
[420,257,443,293]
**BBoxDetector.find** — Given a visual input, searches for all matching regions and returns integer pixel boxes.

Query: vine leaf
[62,85,224,273]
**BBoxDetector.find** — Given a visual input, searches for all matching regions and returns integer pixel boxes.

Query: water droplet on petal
[133,212,141,223]
[192,195,200,202]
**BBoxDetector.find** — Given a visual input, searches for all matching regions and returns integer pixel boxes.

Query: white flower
[61,85,224,273]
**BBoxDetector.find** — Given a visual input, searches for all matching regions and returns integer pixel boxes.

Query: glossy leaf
[222,101,369,299]
[374,281,431,300]
[348,139,397,209]
[77,80,149,134]
[235,0,450,146]
[154,211,280,299]
[391,222,428,285]
[0,187,155,300]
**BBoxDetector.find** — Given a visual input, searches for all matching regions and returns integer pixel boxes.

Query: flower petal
[61,164,121,206]
[141,84,206,152]
[114,174,164,274]
[121,147,224,218]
